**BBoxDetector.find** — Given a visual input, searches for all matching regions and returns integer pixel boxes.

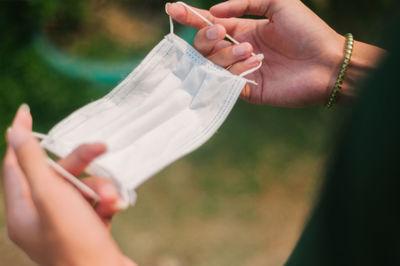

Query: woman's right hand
[3,105,135,266]
[167,0,385,108]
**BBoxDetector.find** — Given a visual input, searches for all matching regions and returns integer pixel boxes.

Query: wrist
[338,40,386,104]
[325,37,387,106]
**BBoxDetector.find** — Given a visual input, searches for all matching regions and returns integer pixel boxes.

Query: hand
[167,0,361,107]
[2,104,136,266]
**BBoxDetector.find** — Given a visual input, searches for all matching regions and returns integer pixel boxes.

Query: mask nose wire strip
[173,1,263,80]
[176,2,243,50]
[32,131,101,202]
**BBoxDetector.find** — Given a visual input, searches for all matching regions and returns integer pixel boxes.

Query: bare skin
[1,1,389,265]
[167,0,386,108]
[3,104,136,266]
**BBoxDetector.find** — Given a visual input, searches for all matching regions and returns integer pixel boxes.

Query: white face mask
[33,2,263,207]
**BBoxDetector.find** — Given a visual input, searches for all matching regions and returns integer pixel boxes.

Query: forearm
[329,39,387,106]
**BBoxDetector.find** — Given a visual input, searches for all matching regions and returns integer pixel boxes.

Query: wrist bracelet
[326,33,354,109]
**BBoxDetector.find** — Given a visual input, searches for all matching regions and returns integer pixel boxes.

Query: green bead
[326,33,354,110]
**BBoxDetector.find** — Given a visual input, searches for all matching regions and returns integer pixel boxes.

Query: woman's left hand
[2,104,136,266]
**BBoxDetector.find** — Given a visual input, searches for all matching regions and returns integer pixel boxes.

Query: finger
[240,84,253,102]
[167,2,237,32]
[2,145,36,221]
[7,104,88,212]
[167,2,216,29]
[2,145,42,248]
[208,42,253,68]
[101,216,113,231]
[211,0,273,18]
[212,40,232,53]
[8,105,57,192]
[7,105,110,237]
[228,54,263,75]
[81,177,126,217]
[57,143,107,177]
[193,24,226,56]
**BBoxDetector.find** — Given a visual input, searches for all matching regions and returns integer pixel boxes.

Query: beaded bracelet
[326,33,354,109]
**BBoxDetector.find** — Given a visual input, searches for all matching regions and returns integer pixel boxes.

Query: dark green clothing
[286,17,400,266]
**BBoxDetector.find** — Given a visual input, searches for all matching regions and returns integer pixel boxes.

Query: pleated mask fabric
[34,2,263,207]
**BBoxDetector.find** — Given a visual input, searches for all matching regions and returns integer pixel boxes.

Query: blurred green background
[0,0,398,265]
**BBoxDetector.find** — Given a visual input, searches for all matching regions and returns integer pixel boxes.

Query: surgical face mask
[33,2,263,207]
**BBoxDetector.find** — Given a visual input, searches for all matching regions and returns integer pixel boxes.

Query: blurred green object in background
[0,0,399,265]
[32,0,203,85]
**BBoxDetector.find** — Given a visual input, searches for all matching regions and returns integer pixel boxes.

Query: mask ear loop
[170,1,264,83]
[169,15,174,35]
[32,131,101,202]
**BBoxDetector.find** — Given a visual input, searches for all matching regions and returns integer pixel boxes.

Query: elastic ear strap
[32,132,48,140]
[169,15,174,34]
[176,2,247,52]
[171,1,263,79]
[46,157,101,202]
[32,131,101,202]
[239,54,264,78]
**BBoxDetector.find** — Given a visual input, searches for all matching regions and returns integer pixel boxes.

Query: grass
[0,1,347,265]
[109,102,334,265]
[0,67,337,264]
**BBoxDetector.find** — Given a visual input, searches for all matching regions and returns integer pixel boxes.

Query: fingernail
[233,43,252,57]
[245,56,261,67]
[8,102,31,150]
[101,183,118,199]
[8,103,31,149]
[19,103,30,113]
[114,198,129,211]
[206,26,219,40]
[5,127,11,140]
[165,2,171,15]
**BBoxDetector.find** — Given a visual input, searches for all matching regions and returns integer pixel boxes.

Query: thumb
[210,0,274,18]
